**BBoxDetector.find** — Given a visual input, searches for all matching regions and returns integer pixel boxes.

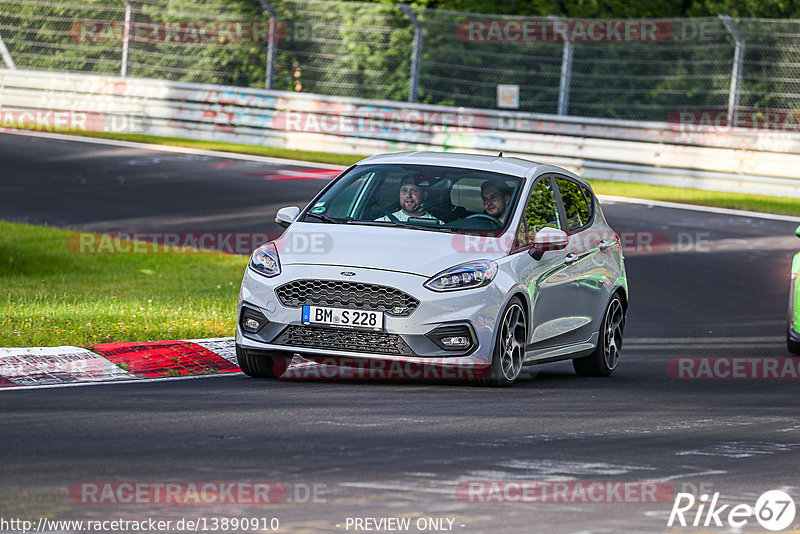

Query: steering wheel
[377,208,401,223]
[365,198,402,223]
[465,213,503,226]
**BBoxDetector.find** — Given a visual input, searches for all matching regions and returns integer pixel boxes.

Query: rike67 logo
[668,490,796,531]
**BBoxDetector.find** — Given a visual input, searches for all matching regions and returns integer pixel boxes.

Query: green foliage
[0,0,124,74]
[126,0,270,86]
[272,1,414,99]
[0,222,245,346]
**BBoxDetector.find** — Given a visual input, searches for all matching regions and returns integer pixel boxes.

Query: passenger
[377,176,442,223]
[481,180,512,223]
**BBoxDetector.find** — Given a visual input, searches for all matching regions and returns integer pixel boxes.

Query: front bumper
[236,263,507,367]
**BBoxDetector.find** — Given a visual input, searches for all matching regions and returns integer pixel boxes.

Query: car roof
[355,151,590,186]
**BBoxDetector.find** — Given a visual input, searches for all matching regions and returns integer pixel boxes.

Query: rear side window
[450,177,486,214]
[523,178,560,235]
[555,178,591,232]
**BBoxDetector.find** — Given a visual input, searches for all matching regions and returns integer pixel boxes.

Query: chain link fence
[1,0,799,122]
[273,0,413,100]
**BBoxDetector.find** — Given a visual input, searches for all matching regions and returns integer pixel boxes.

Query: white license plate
[302,305,383,331]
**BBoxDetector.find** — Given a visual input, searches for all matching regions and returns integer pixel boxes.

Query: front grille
[275,279,419,317]
[274,325,416,356]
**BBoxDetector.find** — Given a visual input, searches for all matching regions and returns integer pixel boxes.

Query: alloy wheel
[499,303,526,381]
[603,299,625,370]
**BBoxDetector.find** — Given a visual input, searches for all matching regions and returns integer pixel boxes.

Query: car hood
[275,222,510,277]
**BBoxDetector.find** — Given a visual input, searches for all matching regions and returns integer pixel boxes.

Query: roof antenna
[498,152,503,157]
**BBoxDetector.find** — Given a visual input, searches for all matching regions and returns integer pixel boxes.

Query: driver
[481,180,512,224]
[377,175,442,223]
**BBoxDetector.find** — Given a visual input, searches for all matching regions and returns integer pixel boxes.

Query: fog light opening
[240,305,269,334]
[426,324,476,353]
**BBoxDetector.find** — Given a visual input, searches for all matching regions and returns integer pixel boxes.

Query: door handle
[599,239,612,251]
[564,253,578,265]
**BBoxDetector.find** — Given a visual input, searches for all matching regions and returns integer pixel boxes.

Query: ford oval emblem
[340,271,356,277]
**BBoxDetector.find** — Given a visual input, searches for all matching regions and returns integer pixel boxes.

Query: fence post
[720,15,744,118]
[557,40,573,115]
[0,32,15,69]
[258,0,279,90]
[120,0,133,77]
[551,14,573,116]
[399,3,422,103]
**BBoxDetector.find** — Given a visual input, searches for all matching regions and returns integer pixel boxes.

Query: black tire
[573,294,625,377]
[788,333,800,356]
[235,345,289,378]
[480,297,527,387]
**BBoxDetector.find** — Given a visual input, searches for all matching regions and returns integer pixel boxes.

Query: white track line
[597,194,800,223]
[0,371,242,392]
[0,129,348,170]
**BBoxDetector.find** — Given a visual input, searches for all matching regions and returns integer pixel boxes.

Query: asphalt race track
[2,132,800,533]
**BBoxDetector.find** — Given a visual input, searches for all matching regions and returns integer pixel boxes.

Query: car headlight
[424,260,498,292]
[249,242,281,277]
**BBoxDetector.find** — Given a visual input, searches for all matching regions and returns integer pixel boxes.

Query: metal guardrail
[2,69,800,198]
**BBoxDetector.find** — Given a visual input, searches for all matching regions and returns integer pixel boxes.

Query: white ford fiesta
[236,152,628,386]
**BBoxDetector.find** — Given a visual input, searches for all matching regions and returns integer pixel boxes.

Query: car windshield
[301,164,524,236]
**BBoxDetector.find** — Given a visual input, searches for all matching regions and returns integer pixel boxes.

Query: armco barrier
[2,69,800,198]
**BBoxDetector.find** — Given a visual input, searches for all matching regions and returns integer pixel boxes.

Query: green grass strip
[591,180,800,216]
[0,222,245,347]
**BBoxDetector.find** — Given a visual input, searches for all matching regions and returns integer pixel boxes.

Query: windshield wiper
[349,219,418,230]
[304,212,342,224]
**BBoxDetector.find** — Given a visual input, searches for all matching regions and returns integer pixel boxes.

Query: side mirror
[795,225,800,238]
[529,227,569,259]
[276,206,300,229]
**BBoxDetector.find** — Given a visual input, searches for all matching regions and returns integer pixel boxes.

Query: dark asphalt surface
[0,132,329,233]
[2,132,800,533]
